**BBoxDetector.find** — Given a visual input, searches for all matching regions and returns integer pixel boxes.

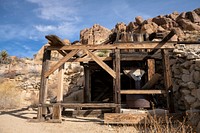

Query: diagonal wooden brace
[44,49,80,77]
[83,49,116,79]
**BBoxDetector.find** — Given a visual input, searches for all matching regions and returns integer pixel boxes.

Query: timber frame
[37,31,200,121]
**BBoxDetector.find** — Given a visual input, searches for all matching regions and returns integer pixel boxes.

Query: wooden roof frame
[37,30,182,121]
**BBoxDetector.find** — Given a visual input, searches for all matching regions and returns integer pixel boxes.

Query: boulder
[187,82,196,89]
[191,89,197,97]
[194,71,200,83]
[173,27,185,39]
[191,100,200,109]
[195,60,200,68]
[181,74,191,82]
[194,8,200,15]
[169,11,179,21]
[140,22,158,34]
[197,121,200,132]
[176,12,186,21]
[184,95,196,104]
[126,22,137,32]
[157,26,165,32]
[177,19,200,31]
[180,89,190,95]
[80,24,111,44]
[115,22,126,32]
[186,11,200,23]
[187,52,199,60]
[182,69,190,74]
[135,16,144,25]
[152,15,172,25]
[197,89,200,101]
[180,60,192,68]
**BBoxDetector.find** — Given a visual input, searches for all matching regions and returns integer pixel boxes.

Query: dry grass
[135,112,194,133]
[0,80,21,109]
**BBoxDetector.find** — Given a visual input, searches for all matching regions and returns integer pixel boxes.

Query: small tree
[0,50,9,64]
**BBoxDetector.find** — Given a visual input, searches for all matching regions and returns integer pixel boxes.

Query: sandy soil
[0,108,138,133]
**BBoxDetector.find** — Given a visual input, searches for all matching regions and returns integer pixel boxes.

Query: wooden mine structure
[37,30,192,122]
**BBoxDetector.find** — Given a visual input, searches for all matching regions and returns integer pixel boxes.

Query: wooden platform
[104,113,147,124]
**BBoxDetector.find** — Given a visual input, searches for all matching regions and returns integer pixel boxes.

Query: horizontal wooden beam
[41,103,118,108]
[44,49,79,77]
[47,43,175,50]
[120,90,166,94]
[69,57,112,62]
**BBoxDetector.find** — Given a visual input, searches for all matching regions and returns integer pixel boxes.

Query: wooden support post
[115,49,121,113]
[113,52,116,105]
[52,104,62,120]
[57,64,64,102]
[84,64,91,103]
[38,47,51,119]
[147,59,155,81]
[161,49,175,113]
[52,63,65,120]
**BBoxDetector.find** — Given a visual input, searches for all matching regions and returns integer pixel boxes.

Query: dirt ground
[0,107,138,133]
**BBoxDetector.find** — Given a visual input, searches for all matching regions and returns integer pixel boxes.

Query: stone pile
[171,44,200,110]
[114,8,200,41]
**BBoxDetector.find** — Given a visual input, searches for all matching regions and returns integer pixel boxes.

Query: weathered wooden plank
[40,103,118,109]
[52,104,62,120]
[70,57,112,62]
[47,43,175,50]
[45,35,67,46]
[141,73,161,89]
[120,90,166,94]
[113,50,117,106]
[161,50,172,90]
[104,113,147,124]
[115,49,121,113]
[148,30,176,55]
[61,103,117,108]
[83,64,91,102]
[44,49,79,77]
[161,49,174,113]
[57,64,64,102]
[37,47,51,119]
[84,49,116,79]
[147,59,155,81]
[57,50,66,56]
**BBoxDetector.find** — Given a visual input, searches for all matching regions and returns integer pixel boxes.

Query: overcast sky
[0,0,199,58]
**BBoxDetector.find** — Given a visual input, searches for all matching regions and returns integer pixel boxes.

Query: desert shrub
[0,80,21,109]
[97,50,109,57]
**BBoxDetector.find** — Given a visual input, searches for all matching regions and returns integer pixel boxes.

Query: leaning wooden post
[52,63,64,120]
[115,49,121,113]
[161,49,175,113]
[38,46,51,119]
[83,63,91,103]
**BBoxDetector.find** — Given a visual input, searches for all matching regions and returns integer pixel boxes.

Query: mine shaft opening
[90,61,113,102]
